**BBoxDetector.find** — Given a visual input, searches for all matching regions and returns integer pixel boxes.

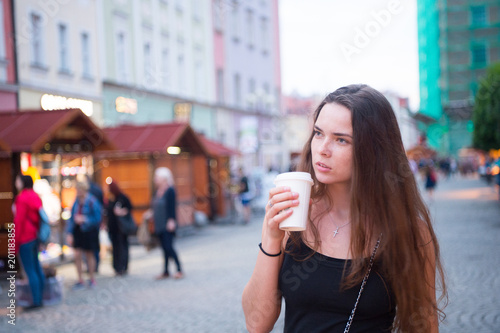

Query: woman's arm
[242,186,299,333]
[165,188,176,231]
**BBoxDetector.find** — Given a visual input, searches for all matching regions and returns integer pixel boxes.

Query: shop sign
[115,96,138,114]
[174,103,192,123]
[41,94,93,117]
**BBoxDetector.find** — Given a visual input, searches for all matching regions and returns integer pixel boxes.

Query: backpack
[38,207,51,244]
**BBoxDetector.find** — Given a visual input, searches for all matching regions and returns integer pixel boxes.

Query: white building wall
[384,92,420,150]
[102,0,214,103]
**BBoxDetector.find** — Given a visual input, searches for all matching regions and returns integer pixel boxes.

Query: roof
[200,136,239,157]
[0,109,116,153]
[102,122,208,155]
[406,144,437,160]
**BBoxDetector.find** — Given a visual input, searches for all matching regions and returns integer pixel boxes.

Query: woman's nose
[319,139,331,156]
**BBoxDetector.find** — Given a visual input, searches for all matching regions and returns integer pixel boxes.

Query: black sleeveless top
[278,240,395,332]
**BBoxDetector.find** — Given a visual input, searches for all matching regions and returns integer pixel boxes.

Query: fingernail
[292,200,299,205]
[283,186,290,191]
[293,192,299,198]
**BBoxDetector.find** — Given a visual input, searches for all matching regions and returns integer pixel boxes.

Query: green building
[417,0,500,156]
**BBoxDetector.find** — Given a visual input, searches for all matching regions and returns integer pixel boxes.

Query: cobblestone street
[1,176,499,332]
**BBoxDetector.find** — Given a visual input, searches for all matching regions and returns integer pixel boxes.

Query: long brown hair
[293,84,447,331]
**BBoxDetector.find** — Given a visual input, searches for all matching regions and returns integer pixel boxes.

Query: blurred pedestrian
[238,167,252,224]
[425,165,438,201]
[86,175,104,273]
[13,174,45,310]
[242,84,447,332]
[66,181,102,290]
[151,167,183,280]
[106,181,132,276]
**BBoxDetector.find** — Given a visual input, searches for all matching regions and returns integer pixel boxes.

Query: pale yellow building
[15,0,103,124]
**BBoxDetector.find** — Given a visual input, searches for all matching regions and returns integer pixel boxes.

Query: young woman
[106,181,133,276]
[242,85,447,332]
[13,175,45,310]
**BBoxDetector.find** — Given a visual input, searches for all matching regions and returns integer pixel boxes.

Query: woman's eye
[313,130,322,137]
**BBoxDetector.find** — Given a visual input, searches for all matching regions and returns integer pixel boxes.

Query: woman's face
[154,174,166,188]
[311,103,354,186]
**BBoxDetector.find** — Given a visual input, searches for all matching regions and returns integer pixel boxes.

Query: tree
[472,62,500,151]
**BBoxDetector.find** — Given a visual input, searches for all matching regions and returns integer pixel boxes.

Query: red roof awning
[0,109,116,153]
[102,122,208,155]
[200,136,239,157]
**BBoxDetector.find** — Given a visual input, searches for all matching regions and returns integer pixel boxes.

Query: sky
[279,0,420,110]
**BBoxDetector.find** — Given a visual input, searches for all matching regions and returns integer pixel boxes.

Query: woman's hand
[113,206,128,217]
[66,234,73,247]
[142,209,153,221]
[262,186,299,249]
[166,219,176,232]
[74,214,85,225]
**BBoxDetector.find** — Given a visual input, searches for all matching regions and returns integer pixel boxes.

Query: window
[471,6,486,26]
[192,0,201,21]
[217,69,224,103]
[260,17,268,54]
[31,13,43,66]
[58,24,69,72]
[144,43,152,84]
[234,73,241,106]
[178,54,185,92]
[247,78,255,108]
[247,9,254,49]
[176,8,184,38]
[195,60,204,97]
[162,48,169,89]
[231,1,240,41]
[116,32,128,82]
[81,33,91,77]
[263,82,270,111]
[214,0,223,32]
[472,45,486,65]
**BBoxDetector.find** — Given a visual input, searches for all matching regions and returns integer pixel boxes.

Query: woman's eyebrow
[314,125,352,138]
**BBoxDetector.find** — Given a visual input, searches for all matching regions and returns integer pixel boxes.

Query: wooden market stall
[199,136,239,220]
[97,123,212,228]
[0,109,116,265]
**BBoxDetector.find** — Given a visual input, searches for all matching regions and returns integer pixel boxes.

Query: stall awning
[0,109,116,153]
[200,136,239,157]
[406,144,437,160]
[102,123,208,155]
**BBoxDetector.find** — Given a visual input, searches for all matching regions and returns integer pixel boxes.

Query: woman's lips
[316,162,331,172]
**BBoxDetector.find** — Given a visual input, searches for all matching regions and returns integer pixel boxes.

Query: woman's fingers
[268,186,291,199]
[266,188,298,211]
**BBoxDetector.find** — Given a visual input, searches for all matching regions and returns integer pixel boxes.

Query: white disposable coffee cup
[273,172,313,231]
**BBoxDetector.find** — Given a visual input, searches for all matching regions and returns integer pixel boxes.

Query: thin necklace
[329,211,351,238]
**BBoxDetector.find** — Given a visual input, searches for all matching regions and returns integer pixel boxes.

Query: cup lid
[274,172,313,184]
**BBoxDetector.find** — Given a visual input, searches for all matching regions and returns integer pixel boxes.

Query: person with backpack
[66,181,102,290]
[13,174,45,310]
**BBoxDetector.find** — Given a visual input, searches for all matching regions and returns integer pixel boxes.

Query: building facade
[14,0,103,123]
[417,0,500,156]
[384,92,420,150]
[212,0,283,170]
[99,0,216,138]
[0,0,16,111]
